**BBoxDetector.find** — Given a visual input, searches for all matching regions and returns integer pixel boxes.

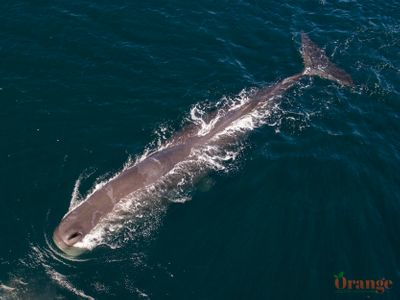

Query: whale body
[53,33,353,256]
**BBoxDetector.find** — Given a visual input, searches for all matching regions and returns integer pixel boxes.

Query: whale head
[53,210,90,256]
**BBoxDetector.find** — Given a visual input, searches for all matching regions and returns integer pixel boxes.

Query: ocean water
[1,0,400,299]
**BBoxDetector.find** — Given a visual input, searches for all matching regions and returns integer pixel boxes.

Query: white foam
[190,102,222,136]
[44,267,94,300]
[13,245,96,300]
[69,169,98,211]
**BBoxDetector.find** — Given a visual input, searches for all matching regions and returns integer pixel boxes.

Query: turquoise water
[1,0,400,299]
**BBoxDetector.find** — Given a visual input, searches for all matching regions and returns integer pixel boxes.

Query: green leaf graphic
[339,272,344,278]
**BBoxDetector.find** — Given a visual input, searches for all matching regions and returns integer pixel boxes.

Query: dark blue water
[1,1,400,299]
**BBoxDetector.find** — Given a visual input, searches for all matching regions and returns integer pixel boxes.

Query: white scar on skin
[150,157,162,165]
[105,185,117,204]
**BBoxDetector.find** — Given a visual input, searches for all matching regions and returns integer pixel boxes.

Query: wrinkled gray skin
[53,33,353,256]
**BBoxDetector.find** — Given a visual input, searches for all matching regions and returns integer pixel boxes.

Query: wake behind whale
[53,33,354,256]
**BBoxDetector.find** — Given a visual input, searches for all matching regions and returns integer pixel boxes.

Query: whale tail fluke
[300,32,354,87]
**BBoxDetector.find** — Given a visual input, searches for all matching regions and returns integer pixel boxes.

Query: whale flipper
[301,32,354,87]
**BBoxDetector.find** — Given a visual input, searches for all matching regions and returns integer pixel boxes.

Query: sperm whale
[53,32,353,256]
